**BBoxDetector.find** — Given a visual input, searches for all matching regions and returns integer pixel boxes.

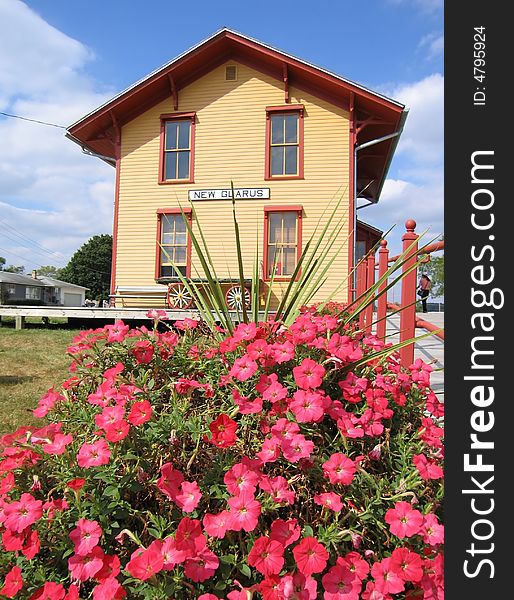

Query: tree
[58,235,112,302]
[0,256,5,270]
[37,265,61,278]
[2,264,25,274]
[419,236,444,298]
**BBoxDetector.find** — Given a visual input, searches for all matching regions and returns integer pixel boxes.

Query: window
[25,286,41,300]
[263,206,302,279]
[6,284,15,296]
[265,105,304,179]
[159,113,196,183]
[155,208,192,279]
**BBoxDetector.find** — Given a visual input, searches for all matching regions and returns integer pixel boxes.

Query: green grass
[0,325,80,434]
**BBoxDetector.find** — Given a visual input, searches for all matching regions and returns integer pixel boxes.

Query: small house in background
[66,28,406,310]
[0,271,88,306]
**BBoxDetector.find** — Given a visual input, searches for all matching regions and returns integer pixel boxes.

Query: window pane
[271,115,284,144]
[177,151,190,179]
[267,246,276,276]
[175,247,187,264]
[285,114,298,143]
[178,121,190,149]
[162,233,174,245]
[165,152,177,179]
[175,217,186,233]
[161,248,172,264]
[175,232,187,246]
[271,146,284,176]
[165,122,178,150]
[284,145,298,175]
[161,215,174,234]
[161,265,173,277]
[269,213,282,244]
[282,247,296,275]
[282,212,297,244]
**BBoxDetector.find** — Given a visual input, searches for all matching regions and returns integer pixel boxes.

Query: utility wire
[0,111,66,129]
[0,219,68,261]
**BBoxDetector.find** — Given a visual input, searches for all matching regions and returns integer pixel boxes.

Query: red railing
[354,219,444,367]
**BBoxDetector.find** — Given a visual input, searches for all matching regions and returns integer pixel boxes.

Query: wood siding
[116,61,350,308]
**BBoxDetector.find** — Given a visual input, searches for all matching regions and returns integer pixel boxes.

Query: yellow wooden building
[66,29,407,310]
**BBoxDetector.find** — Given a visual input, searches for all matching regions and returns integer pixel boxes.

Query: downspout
[351,110,408,299]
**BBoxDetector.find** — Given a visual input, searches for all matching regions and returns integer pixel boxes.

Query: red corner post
[364,254,375,334]
[399,220,418,367]
[376,240,389,340]
[355,259,367,329]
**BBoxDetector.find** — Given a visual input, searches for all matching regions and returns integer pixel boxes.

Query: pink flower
[22,528,41,559]
[175,480,202,513]
[229,355,258,381]
[146,309,168,321]
[322,453,356,485]
[338,552,369,581]
[259,475,295,504]
[28,582,66,600]
[3,493,43,532]
[175,517,206,557]
[76,439,111,468]
[105,321,129,343]
[174,317,198,330]
[314,492,344,512]
[183,547,219,582]
[161,537,187,569]
[132,340,154,364]
[289,390,326,423]
[233,322,258,342]
[422,513,444,545]
[203,510,231,539]
[278,572,318,599]
[248,536,285,576]
[413,454,443,480]
[293,358,325,389]
[95,406,125,430]
[322,563,361,599]
[42,433,73,455]
[104,420,130,442]
[338,372,368,403]
[227,491,261,532]
[281,434,314,463]
[127,400,153,426]
[271,340,295,363]
[224,462,260,496]
[208,414,238,448]
[370,557,405,595]
[390,548,423,582]
[33,388,64,418]
[157,463,184,500]
[292,536,329,576]
[69,518,102,555]
[95,554,121,582]
[92,577,126,600]
[262,381,288,404]
[0,565,23,598]
[126,541,164,581]
[385,501,424,538]
[269,518,301,548]
[68,546,105,581]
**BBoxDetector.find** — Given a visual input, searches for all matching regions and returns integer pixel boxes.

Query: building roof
[0,272,49,286]
[37,276,88,291]
[66,28,407,204]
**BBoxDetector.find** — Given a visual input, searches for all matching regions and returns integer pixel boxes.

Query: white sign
[188,188,270,201]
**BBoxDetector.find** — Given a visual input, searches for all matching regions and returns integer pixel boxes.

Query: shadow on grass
[0,375,37,385]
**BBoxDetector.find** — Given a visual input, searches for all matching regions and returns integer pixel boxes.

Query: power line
[0,219,68,262]
[0,111,66,129]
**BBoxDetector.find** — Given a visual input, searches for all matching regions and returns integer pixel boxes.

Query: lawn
[0,324,80,434]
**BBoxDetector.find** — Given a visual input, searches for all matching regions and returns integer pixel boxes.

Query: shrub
[0,308,444,599]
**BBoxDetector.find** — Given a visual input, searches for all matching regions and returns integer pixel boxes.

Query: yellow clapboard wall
[116,61,351,308]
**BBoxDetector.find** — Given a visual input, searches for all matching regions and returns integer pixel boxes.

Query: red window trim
[155,207,193,279]
[265,105,304,180]
[263,205,303,282]
[158,112,196,185]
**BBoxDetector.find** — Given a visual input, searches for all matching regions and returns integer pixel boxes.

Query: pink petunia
[384,501,424,539]
[126,541,164,581]
[227,492,261,532]
[28,582,66,600]
[104,420,130,442]
[224,462,260,496]
[3,493,43,533]
[132,340,154,364]
[127,400,153,426]
[259,475,295,504]
[281,433,314,463]
[174,480,202,513]
[208,414,238,448]
[390,548,423,582]
[413,454,443,480]
[157,463,184,500]
[76,439,111,468]
[289,389,326,423]
[92,577,126,600]
[271,340,295,363]
[203,510,231,539]
[269,518,301,548]
[229,355,258,381]
[248,536,285,576]
[0,565,23,598]
[68,546,105,582]
[105,321,129,343]
[183,547,219,582]
[278,572,318,599]
[338,552,370,581]
[292,358,325,389]
[42,433,73,455]
[422,513,444,546]
[95,405,125,430]
[314,492,344,512]
[69,518,102,555]
[33,388,64,418]
[322,453,357,485]
[175,517,206,557]
[322,563,361,599]
[370,557,405,595]
[292,536,329,576]
[161,537,187,569]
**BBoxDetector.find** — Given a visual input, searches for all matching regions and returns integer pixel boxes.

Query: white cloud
[419,33,444,60]
[0,0,116,271]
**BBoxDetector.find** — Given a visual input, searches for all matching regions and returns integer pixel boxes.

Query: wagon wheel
[166,282,194,309]
[225,285,251,311]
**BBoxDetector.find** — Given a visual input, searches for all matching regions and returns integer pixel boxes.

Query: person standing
[418,274,431,313]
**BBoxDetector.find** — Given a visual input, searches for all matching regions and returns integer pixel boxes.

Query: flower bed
[0,307,443,599]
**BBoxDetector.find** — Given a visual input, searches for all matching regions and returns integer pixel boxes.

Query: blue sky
[0,0,443,289]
